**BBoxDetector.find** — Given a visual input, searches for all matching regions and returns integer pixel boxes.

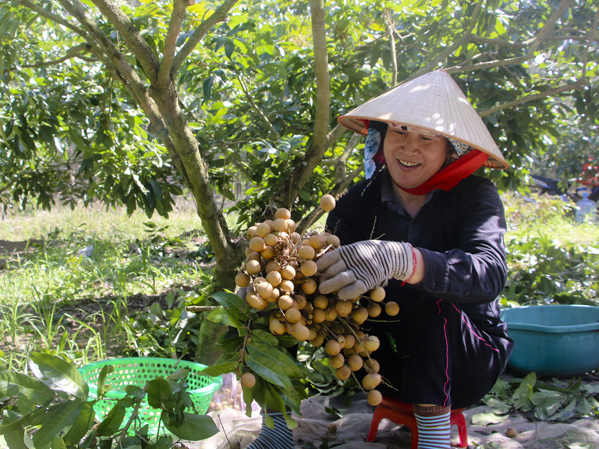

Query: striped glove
[317,240,415,299]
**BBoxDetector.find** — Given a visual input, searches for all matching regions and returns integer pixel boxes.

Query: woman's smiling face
[383,126,452,190]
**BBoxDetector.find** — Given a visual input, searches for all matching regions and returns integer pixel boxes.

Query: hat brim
[337,71,508,169]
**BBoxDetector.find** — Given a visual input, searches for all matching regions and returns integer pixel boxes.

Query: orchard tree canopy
[1,0,597,361]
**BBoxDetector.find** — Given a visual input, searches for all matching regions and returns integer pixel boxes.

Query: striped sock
[414,408,451,449]
[247,412,293,449]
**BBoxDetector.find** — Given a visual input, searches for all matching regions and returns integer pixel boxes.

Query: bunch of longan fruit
[235,194,400,406]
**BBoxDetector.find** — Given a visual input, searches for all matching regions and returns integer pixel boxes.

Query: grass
[0,198,216,370]
[0,197,202,242]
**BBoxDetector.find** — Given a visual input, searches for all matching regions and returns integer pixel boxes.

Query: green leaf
[250,329,279,347]
[32,400,83,449]
[147,377,173,410]
[97,365,115,398]
[52,436,67,449]
[161,411,219,440]
[211,291,248,318]
[0,411,28,449]
[96,401,127,436]
[246,342,299,389]
[512,372,536,410]
[0,406,49,436]
[62,402,96,446]
[0,371,55,405]
[28,353,88,399]
[197,359,238,377]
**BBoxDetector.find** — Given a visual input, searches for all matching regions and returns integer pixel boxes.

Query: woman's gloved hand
[316,240,414,299]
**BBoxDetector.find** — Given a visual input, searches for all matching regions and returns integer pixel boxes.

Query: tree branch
[15,43,95,70]
[158,0,189,86]
[409,0,484,81]
[172,0,239,75]
[56,0,159,119]
[16,0,86,37]
[581,7,599,80]
[272,0,331,208]
[236,75,280,139]
[90,0,160,81]
[478,79,588,117]
[383,9,398,86]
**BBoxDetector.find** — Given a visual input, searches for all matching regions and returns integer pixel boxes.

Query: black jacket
[326,169,509,339]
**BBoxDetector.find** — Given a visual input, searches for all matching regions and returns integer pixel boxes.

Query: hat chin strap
[395,150,489,195]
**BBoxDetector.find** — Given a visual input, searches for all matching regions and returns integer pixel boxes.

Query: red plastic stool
[367,397,468,448]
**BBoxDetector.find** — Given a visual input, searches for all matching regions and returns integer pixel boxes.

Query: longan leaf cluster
[235,196,400,406]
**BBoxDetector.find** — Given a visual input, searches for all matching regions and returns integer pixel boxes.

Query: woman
[317,70,513,449]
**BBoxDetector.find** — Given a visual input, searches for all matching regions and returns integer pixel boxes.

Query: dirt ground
[190,375,599,449]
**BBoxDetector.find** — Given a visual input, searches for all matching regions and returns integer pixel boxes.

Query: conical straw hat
[338,70,508,169]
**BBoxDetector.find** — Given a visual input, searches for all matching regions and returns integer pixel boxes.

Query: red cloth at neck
[393,150,489,195]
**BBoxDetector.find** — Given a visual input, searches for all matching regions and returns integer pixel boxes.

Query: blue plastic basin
[500,305,599,377]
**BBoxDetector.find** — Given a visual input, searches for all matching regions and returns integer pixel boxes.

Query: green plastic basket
[79,357,222,435]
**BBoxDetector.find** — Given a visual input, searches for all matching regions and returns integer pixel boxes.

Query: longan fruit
[278,295,294,311]
[336,335,346,348]
[309,234,326,250]
[298,245,316,260]
[313,295,329,309]
[301,279,318,295]
[364,335,380,352]
[264,233,279,247]
[329,353,345,369]
[370,287,386,302]
[255,281,273,300]
[385,301,400,316]
[290,232,301,244]
[325,339,342,356]
[256,222,271,237]
[320,194,336,212]
[295,295,307,310]
[286,219,297,233]
[265,261,281,272]
[235,273,250,288]
[312,308,326,323]
[268,288,280,303]
[280,280,295,293]
[266,270,282,287]
[246,293,267,310]
[364,358,380,374]
[367,390,383,406]
[367,302,382,318]
[284,307,302,324]
[348,354,363,371]
[362,373,382,390]
[275,208,291,220]
[325,307,338,321]
[351,307,369,325]
[311,333,325,346]
[245,259,262,275]
[247,251,261,261]
[335,300,353,317]
[249,236,266,252]
[301,260,318,277]
[247,226,258,238]
[272,217,288,232]
[281,265,296,280]
[269,319,286,335]
[335,365,351,381]
[289,323,311,341]
[343,334,356,349]
[240,373,256,388]
[326,234,341,248]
